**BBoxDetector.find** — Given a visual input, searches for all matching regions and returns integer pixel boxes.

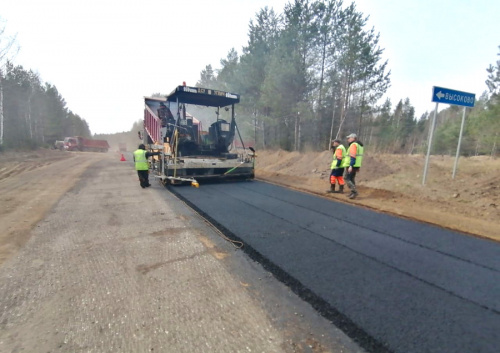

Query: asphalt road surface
[170,180,500,353]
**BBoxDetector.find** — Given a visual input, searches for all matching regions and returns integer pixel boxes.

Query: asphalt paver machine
[143,85,255,186]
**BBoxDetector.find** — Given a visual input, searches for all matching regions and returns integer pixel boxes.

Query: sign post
[422,86,475,185]
[452,107,467,179]
[422,103,439,185]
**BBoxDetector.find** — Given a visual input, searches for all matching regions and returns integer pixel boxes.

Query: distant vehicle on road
[64,137,109,152]
[118,143,127,152]
[53,140,65,151]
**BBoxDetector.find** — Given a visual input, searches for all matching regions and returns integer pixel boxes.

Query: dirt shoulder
[0,149,109,265]
[255,150,500,242]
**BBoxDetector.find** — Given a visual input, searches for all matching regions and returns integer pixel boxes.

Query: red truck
[64,136,109,152]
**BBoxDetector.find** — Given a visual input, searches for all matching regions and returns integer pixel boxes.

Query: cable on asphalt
[167,185,244,249]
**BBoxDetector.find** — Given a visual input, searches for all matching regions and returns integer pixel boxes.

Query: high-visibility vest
[133,149,149,170]
[331,145,349,169]
[351,142,364,167]
[340,145,350,168]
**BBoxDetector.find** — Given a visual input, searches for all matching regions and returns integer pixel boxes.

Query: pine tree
[197,65,218,89]
[486,45,500,100]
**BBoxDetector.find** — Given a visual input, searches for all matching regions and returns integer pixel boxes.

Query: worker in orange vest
[328,139,349,193]
[345,133,364,199]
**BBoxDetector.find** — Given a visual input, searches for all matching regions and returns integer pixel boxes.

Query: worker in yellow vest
[133,144,161,188]
[345,133,364,199]
[328,139,349,193]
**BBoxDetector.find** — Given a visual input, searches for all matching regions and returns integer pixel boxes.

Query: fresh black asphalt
[169,180,500,353]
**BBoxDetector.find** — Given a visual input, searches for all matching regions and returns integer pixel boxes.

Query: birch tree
[0,19,19,148]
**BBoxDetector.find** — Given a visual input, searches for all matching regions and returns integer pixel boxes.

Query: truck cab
[63,137,78,151]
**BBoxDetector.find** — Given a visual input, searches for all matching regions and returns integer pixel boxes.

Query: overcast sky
[2,0,499,134]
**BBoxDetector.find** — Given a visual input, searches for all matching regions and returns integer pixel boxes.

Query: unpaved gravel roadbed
[0,151,362,353]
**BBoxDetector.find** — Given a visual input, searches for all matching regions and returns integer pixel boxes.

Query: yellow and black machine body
[143,85,255,186]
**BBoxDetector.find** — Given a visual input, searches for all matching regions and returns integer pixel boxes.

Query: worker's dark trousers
[137,170,150,188]
[345,168,359,192]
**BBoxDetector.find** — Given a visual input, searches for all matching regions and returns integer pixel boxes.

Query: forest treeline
[195,0,499,156]
[0,61,91,150]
